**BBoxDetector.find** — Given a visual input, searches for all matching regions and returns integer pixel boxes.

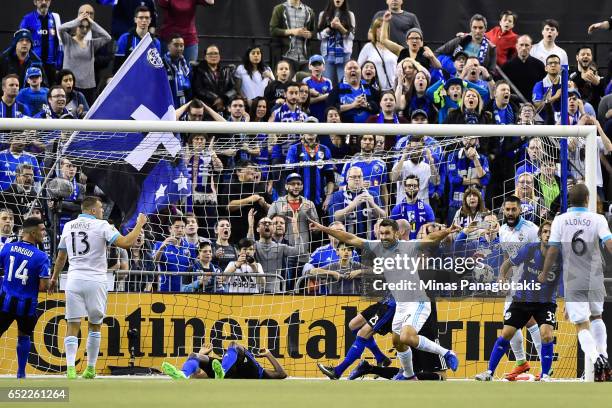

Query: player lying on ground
[310,218,460,380]
[475,221,560,381]
[50,197,148,380]
[0,217,50,378]
[542,184,612,382]
[162,341,287,379]
[317,295,394,379]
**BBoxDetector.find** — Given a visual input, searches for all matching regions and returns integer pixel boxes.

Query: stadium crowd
[1,0,612,295]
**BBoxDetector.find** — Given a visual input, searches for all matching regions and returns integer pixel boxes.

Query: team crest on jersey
[317,151,325,159]
[504,312,511,320]
[183,248,190,256]
[147,48,164,68]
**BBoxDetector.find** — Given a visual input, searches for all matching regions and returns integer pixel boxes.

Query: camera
[246,256,255,264]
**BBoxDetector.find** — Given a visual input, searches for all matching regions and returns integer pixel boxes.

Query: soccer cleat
[212,359,225,379]
[393,372,418,381]
[540,374,552,382]
[594,356,607,382]
[317,363,339,380]
[474,370,493,381]
[161,362,187,380]
[81,366,96,379]
[66,366,77,380]
[599,355,612,382]
[378,357,392,367]
[504,361,530,381]
[444,351,459,372]
[348,360,372,380]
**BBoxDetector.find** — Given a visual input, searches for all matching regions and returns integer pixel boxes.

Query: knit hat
[13,29,32,45]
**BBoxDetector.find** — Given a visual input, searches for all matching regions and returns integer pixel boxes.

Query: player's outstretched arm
[49,250,68,293]
[259,349,287,379]
[114,213,148,249]
[422,224,461,244]
[308,219,366,249]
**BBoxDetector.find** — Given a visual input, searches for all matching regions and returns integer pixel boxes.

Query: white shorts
[565,301,604,324]
[392,301,431,335]
[65,279,108,324]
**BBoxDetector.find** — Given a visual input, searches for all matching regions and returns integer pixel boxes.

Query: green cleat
[66,366,77,380]
[81,366,96,379]
[161,362,187,380]
[212,359,225,379]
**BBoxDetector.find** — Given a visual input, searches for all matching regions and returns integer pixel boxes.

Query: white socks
[416,335,449,356]
[510,329,526,362]
[64,336,78,367]
[527,325,542,361]
[590,319,608,358]
[578,329,601,362]
[397,348,414,378]
[86,332,102,368]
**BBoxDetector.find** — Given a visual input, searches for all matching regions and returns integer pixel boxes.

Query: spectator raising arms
[357,18,397,91]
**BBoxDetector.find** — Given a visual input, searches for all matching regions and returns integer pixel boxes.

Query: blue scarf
[164,52,191,106]
[477,37,489,65]
[327,30,345,64]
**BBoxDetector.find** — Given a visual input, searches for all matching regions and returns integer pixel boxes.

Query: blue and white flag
[63,34,189,230]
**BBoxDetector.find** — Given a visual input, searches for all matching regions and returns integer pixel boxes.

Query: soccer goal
[0,118,599,380]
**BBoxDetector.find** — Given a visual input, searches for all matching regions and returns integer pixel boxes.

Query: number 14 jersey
[58,214,120,283]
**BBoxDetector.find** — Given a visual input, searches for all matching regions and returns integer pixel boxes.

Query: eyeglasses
[404,184,419,188]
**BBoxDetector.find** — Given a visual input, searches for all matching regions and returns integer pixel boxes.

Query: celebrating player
[50,197,147,379]
[542,184,612,381]
[0,217,50,378]
[309,218,460,380]
[475,221,561,381]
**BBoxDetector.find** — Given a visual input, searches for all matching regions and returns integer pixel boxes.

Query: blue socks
[364,336,387,364]
[335,336,367,377]
[16,336,30,379]
[488,336,510,374]
[181,357,200,378]
[221,346,239,373]
[541,341,554,376]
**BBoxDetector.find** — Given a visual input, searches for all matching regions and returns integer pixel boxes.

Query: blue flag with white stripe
[63,34,189,230]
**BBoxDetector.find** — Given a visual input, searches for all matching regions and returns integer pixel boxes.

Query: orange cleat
[504,361,531,381]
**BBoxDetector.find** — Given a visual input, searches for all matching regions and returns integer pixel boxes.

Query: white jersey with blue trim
[499,217,539,258]
[58,214,120,283]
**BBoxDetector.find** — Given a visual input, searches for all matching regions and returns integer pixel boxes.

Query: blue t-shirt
[303,75,332,122]
[16,87,48,116]
[115,31,161,57]
[308,243,359,268]
[286,142,333,206]
[0,150,42,191]
[340,158,387,196]
[390,199,435,239]
[270,103,308,159]
[154,238,197,292]
[328,188,382,239]
[0,241,50,316]
[510,243,561,303]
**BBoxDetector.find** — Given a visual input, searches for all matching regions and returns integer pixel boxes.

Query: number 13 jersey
[58,214,120,283]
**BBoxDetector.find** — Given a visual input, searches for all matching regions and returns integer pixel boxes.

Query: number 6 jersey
[58,214,120,283]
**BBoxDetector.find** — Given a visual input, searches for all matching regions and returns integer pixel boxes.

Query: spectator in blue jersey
[98,0,157,40]
[484,81,519,125]
[59,10,112,106]
[163,34,191,108]
[532,54,562,122]
[390,175,435,239]
[269,82,308,158]
[16,68,47,116]
[182,241,224,293]
[307,241,365,295]
[34,85,71,119]
[19,0,62,85]
[328,166,386,239]
[0,30,46,89]
[436,14,497,74]
[285,125,335,211]
[425,77,465,124]
[446,136,490,225]
[327,60,378,123]
[153,216,197,292]
[397,70,435,123]
[360,61,382,93]
[340,134,389,208]
[365,91,408,149]
[2,164,38,229]
[303,55,333,122]
[459,57,494,101]
[0,217,50,379]
[0,132,42,192]
[302,220,359,271]
[565,88,597,124]
[113,6,161,74]
[316,0,355,85]
[264,60,293,108]
[191,45,237,114]
[0,75,31,119]
[391,136,439,206]
[56,70,89,119]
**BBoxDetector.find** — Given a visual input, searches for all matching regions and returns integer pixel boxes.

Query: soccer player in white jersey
[543,184,612,381]
[309,218,461,380]
[49,197,147,379]
[499,195,540,379]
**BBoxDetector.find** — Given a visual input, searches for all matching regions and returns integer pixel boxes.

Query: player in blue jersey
[390,175,435,240]
[0,217,50,378]
[161,342,287,380]
[317,295,394,379]
[475,221,561,381]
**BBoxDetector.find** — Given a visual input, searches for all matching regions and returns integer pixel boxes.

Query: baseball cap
[309,54,325,65]
[568,88,582,99]
[410,109,428,119]
[444,77,464,90]
[305,116,319,123]
[286,173,303,183]
[13,29,32,45]
[25,67,42,80]
[452,50,468,61]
